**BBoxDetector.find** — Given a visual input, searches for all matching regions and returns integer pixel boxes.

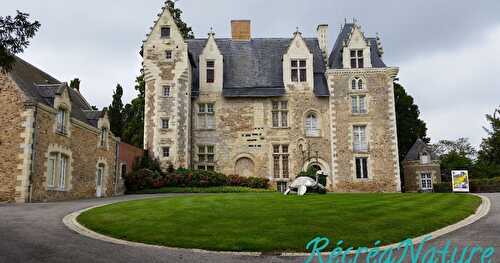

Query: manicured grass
[78,193,480,252]
[128,186,274,194]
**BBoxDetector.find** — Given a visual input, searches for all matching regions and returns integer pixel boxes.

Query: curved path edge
[63,194,491,257]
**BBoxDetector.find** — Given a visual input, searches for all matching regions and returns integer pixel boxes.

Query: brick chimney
[231,20,251,41]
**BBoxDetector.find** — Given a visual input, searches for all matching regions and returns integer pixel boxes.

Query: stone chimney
[231,20,251,41]
[317,24,329,64]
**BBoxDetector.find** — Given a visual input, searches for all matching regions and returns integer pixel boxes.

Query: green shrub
[433,182,452,193]
[470,177,500,193]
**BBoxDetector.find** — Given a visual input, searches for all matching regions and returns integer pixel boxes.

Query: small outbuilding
[403,139,441,192]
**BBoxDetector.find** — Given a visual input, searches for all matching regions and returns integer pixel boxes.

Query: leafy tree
[0,11,41,72]
[394,82,430,162]
[166,0,194,39]
[121,73,145,147]
[432,138,477,160]
[475,107,500,178]
[69,78,81,91]
[108,84,124,137]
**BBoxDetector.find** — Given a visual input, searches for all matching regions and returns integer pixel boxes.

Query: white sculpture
[284,171,326,196]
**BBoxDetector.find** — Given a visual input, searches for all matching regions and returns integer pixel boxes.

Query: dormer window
[420,152,430,164]
[291,59,307,82]
[206,60,215,83]
[165,50,173,60]
[163,85,171,97]
[100,127,108,147]
[351,77,365,90]
[56,108,67,134]
[350,49,364,68]
[161,26,171,38]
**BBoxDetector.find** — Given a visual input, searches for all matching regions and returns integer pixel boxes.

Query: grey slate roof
[7,57,100,128]
[187,37,329,97]
[404,139,436,161]
[83,110,104,127]
[328,23,386,69]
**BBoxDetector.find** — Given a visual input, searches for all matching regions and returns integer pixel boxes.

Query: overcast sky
[4,0,500,147]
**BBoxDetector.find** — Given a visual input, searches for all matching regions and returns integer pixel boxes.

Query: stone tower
[143,3,192,169]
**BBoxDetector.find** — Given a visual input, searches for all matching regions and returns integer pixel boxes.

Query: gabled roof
[404,139,436,161]
[7,57,101,128]
[328,23,386,69]
[187,38,329,97]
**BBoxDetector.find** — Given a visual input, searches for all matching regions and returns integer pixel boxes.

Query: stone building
[403,139,441,192]
[0,57,121,203]
[142,4,401,192]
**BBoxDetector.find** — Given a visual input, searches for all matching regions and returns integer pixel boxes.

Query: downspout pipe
[27,104,38,203]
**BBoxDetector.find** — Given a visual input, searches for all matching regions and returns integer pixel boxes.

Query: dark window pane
[362,158,368,178]
[350,50,356,58]
[291,69,298,82]
[352,79,357,89]
[358,79,363,89]
[281,101,288,110]
[207,69,215,83]
[291,60,297,67]
[206,61,215,68]
[356,158,361,179]
[351,59,357,68]
[357,50,363,57]
[299,60,306,67]
[161,27,171,38]
[300,69,307,82]
[165,50,172,59]
[358,59,364,68]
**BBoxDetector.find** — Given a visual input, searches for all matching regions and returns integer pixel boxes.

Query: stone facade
[143,5,401,192]
[0,58,121,203]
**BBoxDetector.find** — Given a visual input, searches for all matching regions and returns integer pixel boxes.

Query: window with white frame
[351,77,365,90]
[47,152,69,190]
[351,95,367,114]
[350,49,364,68]
[421,173,433,190]
[305,113,320,137]
[272,101,288,128]
[162,146,170,158]
[197,103,215,129]
[206,60,215,83]
[56,108,67,134]
[353,125,368,152]
[161,26,171,38]
[273,145,289,179]
[355,157,368,179]
[100,127,108,147]
[161,118,170,129]
[198,145,215,171]
[291,59,307,82]
[162,85,171,97]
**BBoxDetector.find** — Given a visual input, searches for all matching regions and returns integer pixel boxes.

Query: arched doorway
[235,157,255,178]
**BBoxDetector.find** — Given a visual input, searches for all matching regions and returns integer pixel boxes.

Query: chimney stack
[231,20,251,41]
[317,24,329,63]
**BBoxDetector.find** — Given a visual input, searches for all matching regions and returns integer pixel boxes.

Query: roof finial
[208,26,215,37]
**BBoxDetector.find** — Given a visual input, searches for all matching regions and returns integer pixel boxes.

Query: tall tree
[122,73,145,147]
[108,84,124,137]
[69,78,81,91]
[475,107,500,178]
[394,82,430,162]
[166,0,194,39]
[432,138,476,181]
[0,11,41,72]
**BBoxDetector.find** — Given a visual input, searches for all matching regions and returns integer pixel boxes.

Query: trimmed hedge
[125,168,270,192]
[434,177,500,193]
[129,186,274,194]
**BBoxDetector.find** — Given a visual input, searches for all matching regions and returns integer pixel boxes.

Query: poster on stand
[452,170,470,193]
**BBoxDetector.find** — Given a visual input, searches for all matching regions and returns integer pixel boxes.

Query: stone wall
[192,89,332,188]
[0,74,26,202]
[403,160,441,192]
[30,106,118,202]
[328,69,400,192]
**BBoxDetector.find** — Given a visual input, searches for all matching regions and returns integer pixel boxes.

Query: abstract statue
[284,171,326,196]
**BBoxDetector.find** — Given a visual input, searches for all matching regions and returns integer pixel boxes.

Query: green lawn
[78,193,481,252]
